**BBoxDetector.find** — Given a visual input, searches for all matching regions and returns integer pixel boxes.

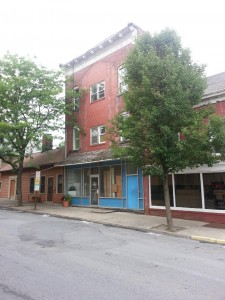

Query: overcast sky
[1,0,225,76]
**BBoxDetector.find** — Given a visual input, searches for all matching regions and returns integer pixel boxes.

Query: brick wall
[66,45,131,156]
[0,166,64,203]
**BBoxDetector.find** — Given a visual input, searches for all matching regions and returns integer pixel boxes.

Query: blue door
[127,175,138,209]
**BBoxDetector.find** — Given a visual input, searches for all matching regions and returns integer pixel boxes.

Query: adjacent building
[0,137,65,203]
[144,72,225,223]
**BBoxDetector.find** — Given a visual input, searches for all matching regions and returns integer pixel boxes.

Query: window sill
[90,142,106,146]
[90,97,105,104]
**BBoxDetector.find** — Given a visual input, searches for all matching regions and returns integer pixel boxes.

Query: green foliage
[0,52,66,205]
[111,29,225,178]
[63,194,72,203]
[0,52,65,167]
[110,28,225,229]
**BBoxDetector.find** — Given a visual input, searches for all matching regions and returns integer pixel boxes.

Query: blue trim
[122,164,127,197]
[138,168,143,199]
[99,198,123,208]
[71,197,90,206]
[139,199,144,210]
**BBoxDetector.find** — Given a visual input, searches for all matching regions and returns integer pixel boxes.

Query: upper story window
[90,81,105,102]
[73,86,80,110]
[118,65,127,94]
[120,111,129,142]
[73,127,80,150]
[90,125,106,145]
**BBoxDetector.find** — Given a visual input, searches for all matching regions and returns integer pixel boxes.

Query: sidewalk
[1,198,225,245]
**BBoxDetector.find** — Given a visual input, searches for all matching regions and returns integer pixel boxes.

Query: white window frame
[90,125,106,145]
[73,127,80,150]
[57,174,63,194]
[90,81,105,102]
[120,111,129,142]
[118,65,127,94]
[73,86,80,110]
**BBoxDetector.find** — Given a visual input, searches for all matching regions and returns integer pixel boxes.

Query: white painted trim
[151,205,225,213]
[66,31,137,75]
[200,173,205,209]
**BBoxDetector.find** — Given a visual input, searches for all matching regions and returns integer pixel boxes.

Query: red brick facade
[66,46,131,156]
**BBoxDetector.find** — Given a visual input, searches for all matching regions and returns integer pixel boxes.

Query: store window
[100,165,122,198]
[67,169,81,196]
[83,168,90,197]
[175,174,202,208]
[203,173,225,210]
[151,175,174,207]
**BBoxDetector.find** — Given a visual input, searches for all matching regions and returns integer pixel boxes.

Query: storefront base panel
[99,198,124,208]
[148,208,225,224]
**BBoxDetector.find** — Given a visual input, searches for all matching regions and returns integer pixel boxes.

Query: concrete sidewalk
[1,198,225,245]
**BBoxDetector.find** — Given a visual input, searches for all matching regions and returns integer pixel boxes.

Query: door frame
[90,175,99,206]
[8,176,17,200]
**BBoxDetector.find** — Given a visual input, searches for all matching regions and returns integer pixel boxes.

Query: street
[0,209,224,300]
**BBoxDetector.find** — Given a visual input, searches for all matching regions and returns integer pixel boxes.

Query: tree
[0,53,65,206]
[111,29,225,230]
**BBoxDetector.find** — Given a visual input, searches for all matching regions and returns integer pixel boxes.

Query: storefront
[65,160,144,210]
[148,162,225,223]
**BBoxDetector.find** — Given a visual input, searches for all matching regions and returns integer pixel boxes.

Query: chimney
[42,134,53,152]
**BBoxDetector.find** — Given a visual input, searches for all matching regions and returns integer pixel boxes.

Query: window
[57,174,63,193]
[175,174,202,208]
[118,65,127,94]
[90,81,105,102]
[73,127,80,150]
[30,177,34,193]
[90,126,106,145]
[0,181,2,191]
[120,111,129,142]
[66,169,81,196]
[73,87,80,110]
[151,175,174,207]
[100,165,122,198]
[40,176,45,193]
[83,168,90,197]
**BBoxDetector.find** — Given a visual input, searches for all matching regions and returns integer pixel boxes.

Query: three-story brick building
[60,24,145,210]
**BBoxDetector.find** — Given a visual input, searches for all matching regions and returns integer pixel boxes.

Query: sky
[0,0,225,77]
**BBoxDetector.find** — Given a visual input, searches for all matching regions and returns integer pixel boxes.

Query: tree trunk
[163,174,174,231]
[16,160,23,206]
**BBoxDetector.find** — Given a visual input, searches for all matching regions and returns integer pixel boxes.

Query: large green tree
[0,53,65,206]
[111,30,225,230]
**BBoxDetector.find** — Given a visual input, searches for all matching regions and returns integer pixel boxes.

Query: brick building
[0,145,65,203]
[144,72,225,223]
[60,23,145,210]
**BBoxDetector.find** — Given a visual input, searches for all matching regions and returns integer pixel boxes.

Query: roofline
[60,23,143,70]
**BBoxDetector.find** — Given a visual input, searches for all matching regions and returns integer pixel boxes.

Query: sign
[212,182,225,190]
[34,171,41,191]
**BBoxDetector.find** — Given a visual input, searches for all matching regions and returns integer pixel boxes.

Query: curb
[191,235,225,245]
[0,205,189,239]
[1,205,225,245]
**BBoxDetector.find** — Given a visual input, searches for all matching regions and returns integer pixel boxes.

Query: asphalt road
[0,209,225,300]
